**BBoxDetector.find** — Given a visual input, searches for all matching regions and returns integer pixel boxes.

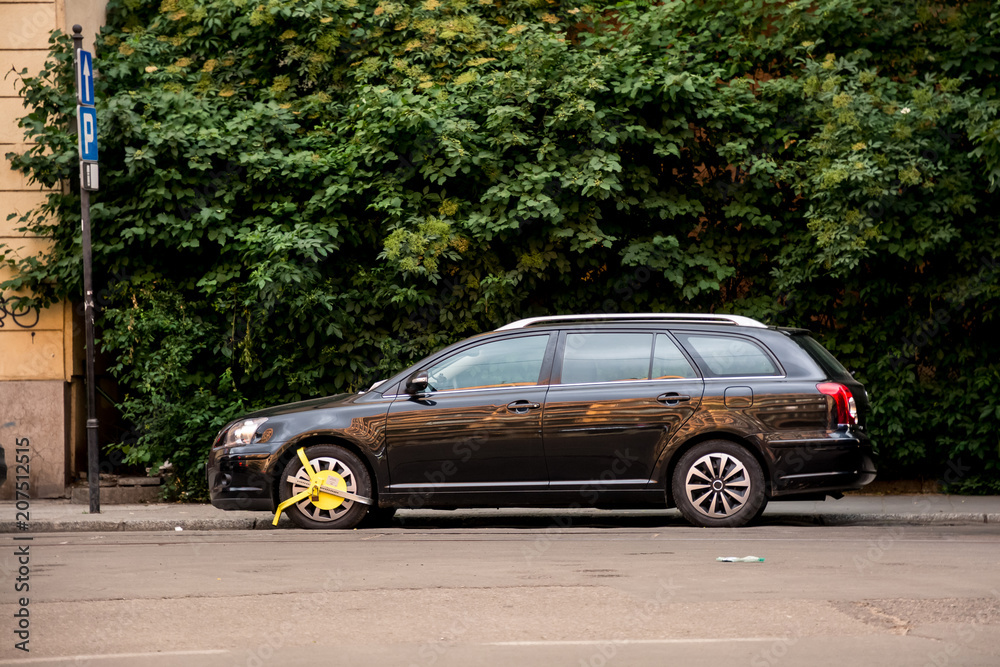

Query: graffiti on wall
[0,296,40,329]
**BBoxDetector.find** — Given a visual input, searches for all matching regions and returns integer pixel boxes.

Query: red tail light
[817,382,858,426]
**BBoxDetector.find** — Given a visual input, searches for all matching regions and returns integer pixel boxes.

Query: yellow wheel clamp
[273,447,374,525]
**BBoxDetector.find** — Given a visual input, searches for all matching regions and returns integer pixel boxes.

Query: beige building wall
[1,0,106,499]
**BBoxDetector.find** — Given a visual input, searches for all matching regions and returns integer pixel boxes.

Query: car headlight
[217,417,269,448]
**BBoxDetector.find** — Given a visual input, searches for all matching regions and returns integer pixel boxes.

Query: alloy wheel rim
[684,452,751,518]
[290,456,357,521]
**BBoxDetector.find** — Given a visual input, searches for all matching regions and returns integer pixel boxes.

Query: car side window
[426,335,549,392]
[560,333,653,384]
[675,334,779,377]
[652,334,698,379]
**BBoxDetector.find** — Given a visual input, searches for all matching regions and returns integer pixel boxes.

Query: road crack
[831,600,911,635]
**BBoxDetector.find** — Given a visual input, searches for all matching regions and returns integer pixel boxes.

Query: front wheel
[672,440,767,528]
[278,444,372,529]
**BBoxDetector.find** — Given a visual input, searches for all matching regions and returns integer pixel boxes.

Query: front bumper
[207,448,276,511]
[766,429,877,497]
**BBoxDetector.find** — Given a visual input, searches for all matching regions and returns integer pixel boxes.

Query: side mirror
[405,370,429,395]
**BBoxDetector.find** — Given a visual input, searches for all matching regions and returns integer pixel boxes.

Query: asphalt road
[2,517,999,666]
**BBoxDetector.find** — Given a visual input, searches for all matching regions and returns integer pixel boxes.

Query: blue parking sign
[78,106,98,162]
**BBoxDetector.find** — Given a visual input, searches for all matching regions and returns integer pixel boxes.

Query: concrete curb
[764,512,1000,526]
[0,518,291,533]
[2,512,998,533]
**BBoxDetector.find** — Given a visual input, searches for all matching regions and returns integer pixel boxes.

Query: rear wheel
[672,440,766,528]
[278,444,372,530]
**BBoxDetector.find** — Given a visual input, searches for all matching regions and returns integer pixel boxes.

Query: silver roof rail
[496,313,767,331]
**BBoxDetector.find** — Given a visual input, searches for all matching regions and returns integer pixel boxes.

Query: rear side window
[676,334,780,377]
[652,334,698,379]
[561,333,652,384]
[790,334,852,379]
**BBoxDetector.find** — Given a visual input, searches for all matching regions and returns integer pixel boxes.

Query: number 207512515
[14,438,30,520]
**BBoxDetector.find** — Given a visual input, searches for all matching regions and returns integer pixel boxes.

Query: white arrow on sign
[77,50,95,107]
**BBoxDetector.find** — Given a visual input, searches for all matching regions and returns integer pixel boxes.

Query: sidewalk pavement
[1,495,999,533]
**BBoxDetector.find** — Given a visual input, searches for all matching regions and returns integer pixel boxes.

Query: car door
[541,331,704,490]
[384,333,554,494]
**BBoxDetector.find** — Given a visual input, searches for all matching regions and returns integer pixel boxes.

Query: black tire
[278,444,372,530]
[671,440,767,528]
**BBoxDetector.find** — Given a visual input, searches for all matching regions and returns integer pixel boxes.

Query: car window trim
[549,377,703,389]
[383,383,549,400]
[702,375,787,382]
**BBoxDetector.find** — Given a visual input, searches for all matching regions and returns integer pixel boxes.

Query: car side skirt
[380,486,665,509]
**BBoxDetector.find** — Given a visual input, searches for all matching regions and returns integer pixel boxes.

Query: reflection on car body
[208,313,876,528]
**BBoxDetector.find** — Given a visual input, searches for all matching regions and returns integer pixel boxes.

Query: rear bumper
[766,430,877,497]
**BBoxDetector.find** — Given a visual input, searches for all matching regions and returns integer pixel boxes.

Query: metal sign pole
[72,25,100,514]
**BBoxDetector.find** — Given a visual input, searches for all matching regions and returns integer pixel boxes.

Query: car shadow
[381,509,831,530]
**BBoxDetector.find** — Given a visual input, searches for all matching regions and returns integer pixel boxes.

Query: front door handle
[657,393,691,405]
[507,400,541,413]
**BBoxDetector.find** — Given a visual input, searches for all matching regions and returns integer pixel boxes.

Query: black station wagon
[208,313,876,528]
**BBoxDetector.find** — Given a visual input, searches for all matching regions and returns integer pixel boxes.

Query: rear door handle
[507,400,541,413]
[657,393,691,405]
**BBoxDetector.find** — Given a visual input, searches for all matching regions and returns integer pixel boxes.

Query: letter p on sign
[78,107,98,162]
